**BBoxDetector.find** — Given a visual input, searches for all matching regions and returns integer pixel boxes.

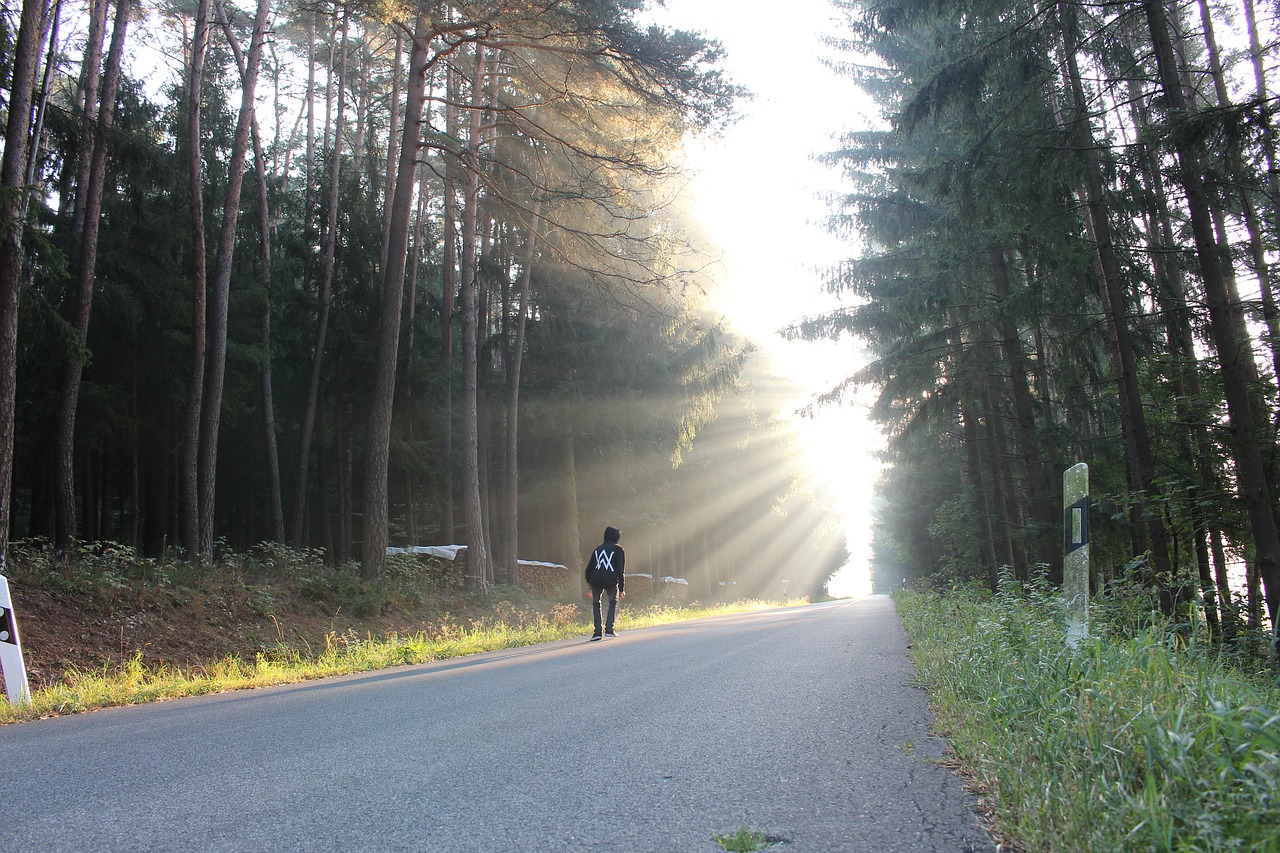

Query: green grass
[713,823,775,851]
[0,597,804,725]
[897,584,1280,852]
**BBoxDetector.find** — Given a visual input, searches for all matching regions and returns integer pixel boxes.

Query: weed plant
[897,583,1280,851]
[713,823,775,851]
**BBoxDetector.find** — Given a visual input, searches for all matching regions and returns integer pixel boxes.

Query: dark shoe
[589,634,602,642]
[604,630,617,637]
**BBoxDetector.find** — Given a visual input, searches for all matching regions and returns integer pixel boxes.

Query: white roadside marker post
[1063,463,1090,649]
[0,566,31,705]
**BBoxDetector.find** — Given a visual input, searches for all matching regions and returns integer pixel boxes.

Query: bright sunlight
[653,0,882,597]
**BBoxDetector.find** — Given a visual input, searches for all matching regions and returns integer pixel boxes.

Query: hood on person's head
[604,526,621,543]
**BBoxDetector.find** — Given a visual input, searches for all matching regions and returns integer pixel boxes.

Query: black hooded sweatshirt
[584,526,625,592]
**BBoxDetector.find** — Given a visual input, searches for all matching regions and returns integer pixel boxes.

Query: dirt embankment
[6,572,553,692]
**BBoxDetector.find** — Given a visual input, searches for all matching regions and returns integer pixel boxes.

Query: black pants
[591,585,618,635]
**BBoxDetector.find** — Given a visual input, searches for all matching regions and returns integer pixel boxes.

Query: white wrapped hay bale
[660,576,690,603]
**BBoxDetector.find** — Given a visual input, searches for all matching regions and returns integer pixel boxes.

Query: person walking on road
[585,526,625,640]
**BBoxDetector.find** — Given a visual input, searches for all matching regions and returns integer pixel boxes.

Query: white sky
[650,0,883,597]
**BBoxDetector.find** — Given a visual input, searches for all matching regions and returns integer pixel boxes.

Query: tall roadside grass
[0,597,803,725]
[898,583,1280,852]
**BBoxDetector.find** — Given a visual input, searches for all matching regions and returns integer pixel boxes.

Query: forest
[0,0,850,603]
[806,0,1280,638]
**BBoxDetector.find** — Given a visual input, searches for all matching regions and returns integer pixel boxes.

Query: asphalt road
[0,595,993,852]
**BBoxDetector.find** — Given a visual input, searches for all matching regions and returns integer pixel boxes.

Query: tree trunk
[0,0,49,566]
[403,162,428,545]
[337,407,352,562]
[502,199,542,582]
[68,0,107,256]
[23,0,62,220]
[182,0,211,559]
[290,9,348,546]
[197,0,270,556]
[559,421,580,569]
[949,305,999,588]
[52,0,130,551]
[1196,0,1280,387]
[219,3,284,543]
[982,372,1026,577]
[458,44,493,591]
[316,391,334,560]
[1243,0,1280,278]
[361,15,430,580]
[963,401,1000,589]
[254,148,284,544]
[350,45,367,178]
[380,30,402,272]
[477,231,495,585]
[142,417,170,557]
[989,245,1055,574]
[303,13,317,244]
[440,63,460,545]
[1210,527,1235,630]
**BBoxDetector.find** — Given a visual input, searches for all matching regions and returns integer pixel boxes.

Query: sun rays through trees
[0,0,846,602]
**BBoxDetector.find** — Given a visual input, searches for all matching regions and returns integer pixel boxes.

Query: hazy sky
[651,0,882,597]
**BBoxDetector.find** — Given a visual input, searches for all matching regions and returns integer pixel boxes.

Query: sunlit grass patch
[897,585,1280,852]
[0,597,807,724]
